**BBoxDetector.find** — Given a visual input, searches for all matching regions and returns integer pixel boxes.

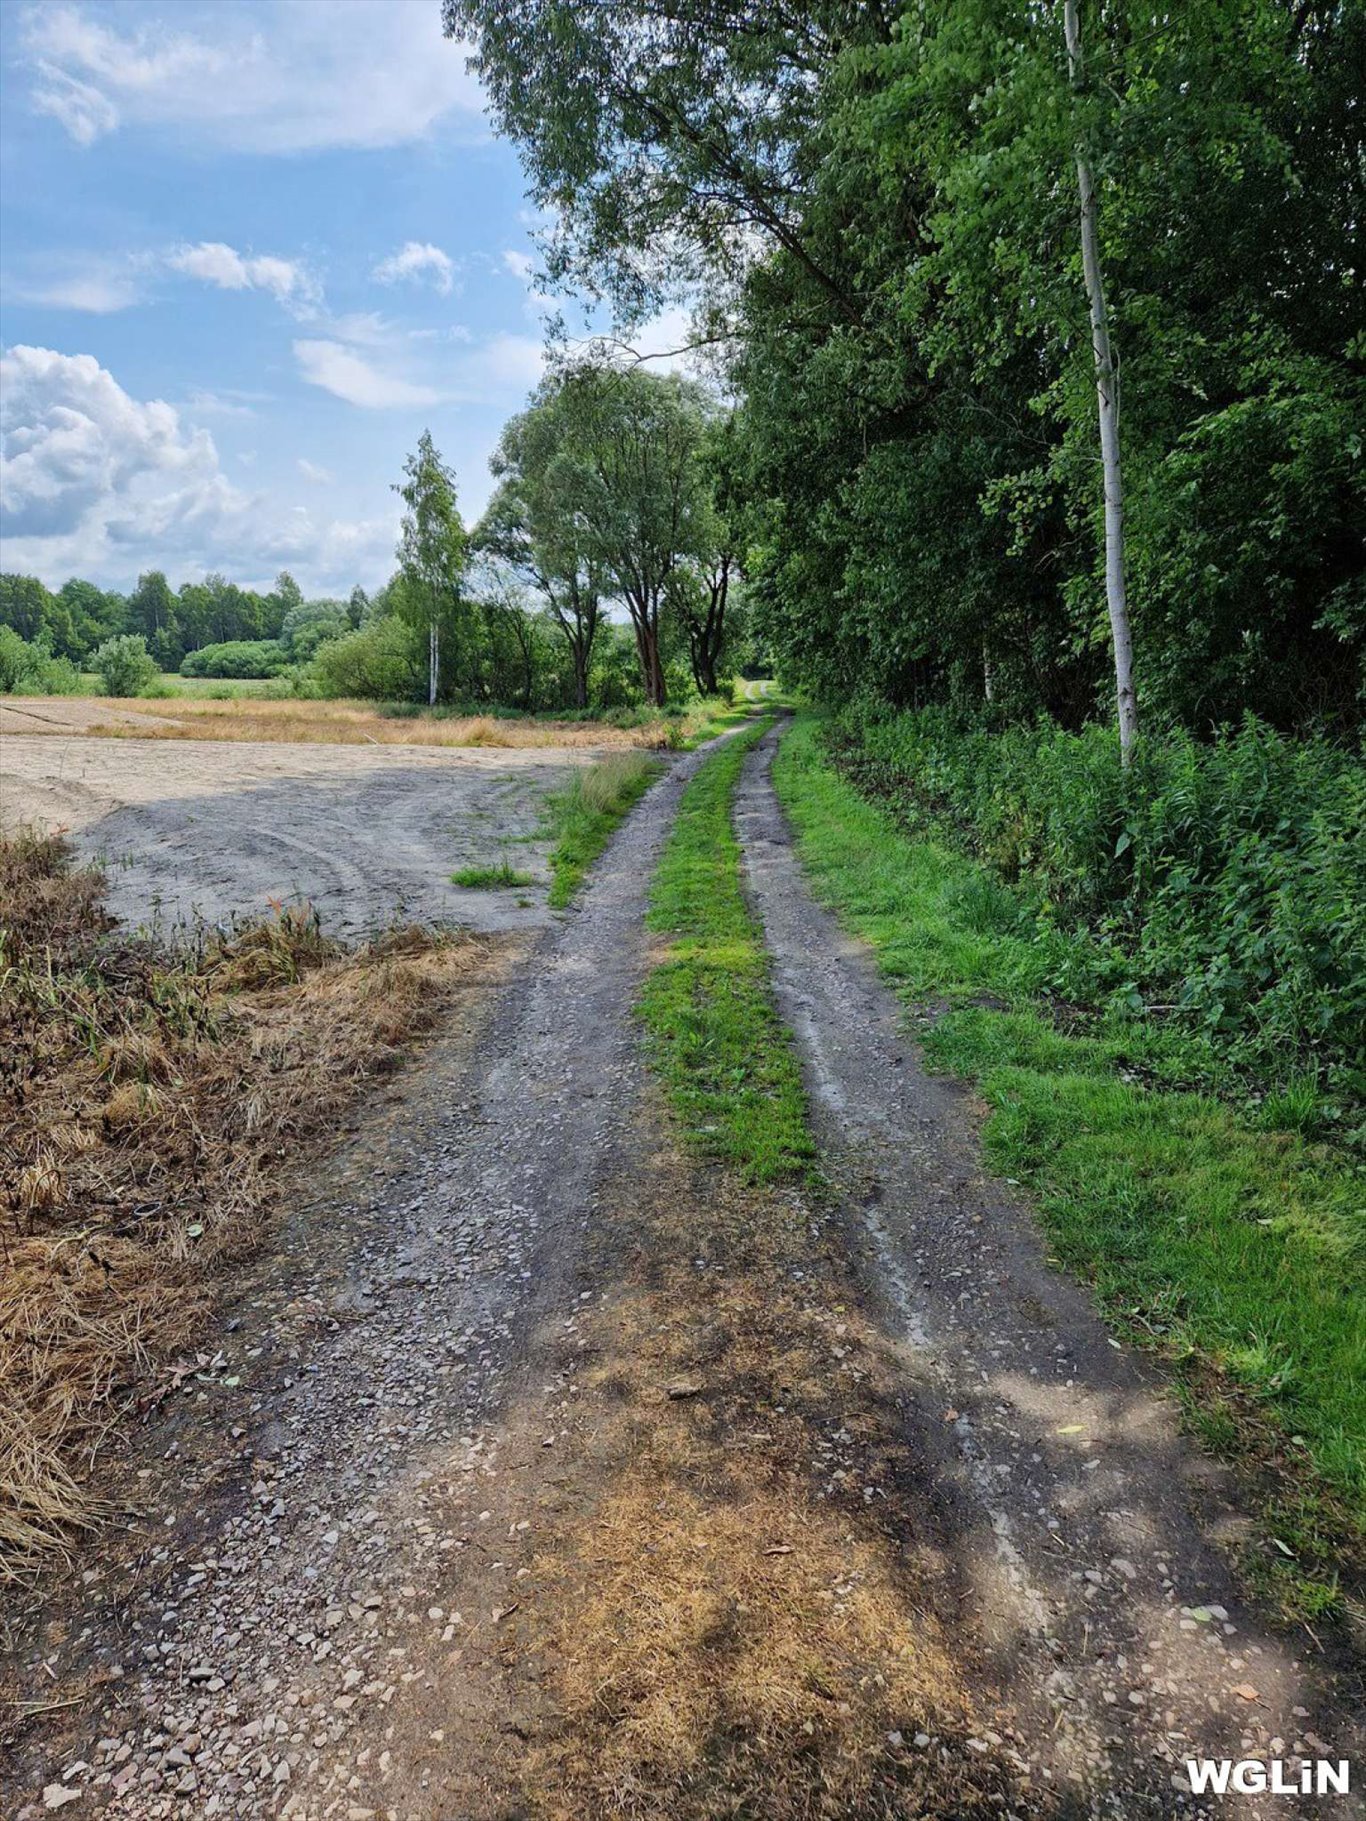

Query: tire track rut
[733,720,1361,1819]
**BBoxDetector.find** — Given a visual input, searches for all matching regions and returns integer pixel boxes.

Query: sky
[0,0,688,598]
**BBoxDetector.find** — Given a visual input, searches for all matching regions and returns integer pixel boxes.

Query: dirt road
[4,721,1359,1819]
[0,735,591,936]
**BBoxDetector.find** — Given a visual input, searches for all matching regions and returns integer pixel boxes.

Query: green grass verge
[773,714,1365,1614]
[545,751,662,908]
[639,721,815,1184]
[674,697,759,748]
[451,861,537,890]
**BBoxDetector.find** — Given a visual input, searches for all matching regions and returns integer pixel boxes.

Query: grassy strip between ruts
[639,719,815,1183]
[773,714,1365,1618]
[544,750,662,907]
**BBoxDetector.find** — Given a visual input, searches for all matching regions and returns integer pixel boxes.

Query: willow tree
[478,393,608,710]
[483,366,713,706]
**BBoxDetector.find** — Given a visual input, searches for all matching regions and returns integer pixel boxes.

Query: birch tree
[1064,0,1138,762]
[394,432,467,707]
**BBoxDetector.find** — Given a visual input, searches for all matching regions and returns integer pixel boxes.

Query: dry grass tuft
[0,829,497,1579]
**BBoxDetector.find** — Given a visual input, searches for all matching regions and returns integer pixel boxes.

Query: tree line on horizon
[2,364,755,711]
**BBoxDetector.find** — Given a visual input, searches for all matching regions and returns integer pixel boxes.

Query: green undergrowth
[674,697,761,748]
[773,714,1365,1615]
[545,751,662,907]
[640,721,815,1183]
[451,861,537,890]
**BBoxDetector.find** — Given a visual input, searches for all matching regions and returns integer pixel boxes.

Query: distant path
[733,720,1361,1817]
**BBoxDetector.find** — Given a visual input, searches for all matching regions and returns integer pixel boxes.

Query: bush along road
[5,717,1362,1821]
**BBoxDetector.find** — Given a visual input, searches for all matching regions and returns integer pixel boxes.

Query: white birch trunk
[1064,0,1139,764]
[428,619,439,707]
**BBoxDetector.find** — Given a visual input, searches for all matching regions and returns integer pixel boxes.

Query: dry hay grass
[79,697,678,750]
[510,1149,1049,1820]
[0,829,496,1579]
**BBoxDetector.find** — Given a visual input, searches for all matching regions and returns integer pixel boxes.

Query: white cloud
[473,333,547,392]
[293,339,441,411]
[298,458,333,484]
[0,344,392,591]
[167,241,320,314]
[619,306,700,373]
[1,344,227,542]
[373,241,456,296]
[10,265,143,313]
[20,2,485,154]
[184,388,259,419]
[500,247,556,321]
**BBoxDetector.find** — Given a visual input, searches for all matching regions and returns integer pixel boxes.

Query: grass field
[772,715,1365,1616]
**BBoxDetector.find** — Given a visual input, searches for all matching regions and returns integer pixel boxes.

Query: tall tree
[0,574,58,645]
[550,365,714,706]
[394,431,468,706]
[479,395,608,709]
[127,571,180,667]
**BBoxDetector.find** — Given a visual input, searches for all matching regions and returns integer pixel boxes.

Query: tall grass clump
[829,704,1366,1135]
[545,751,661,905]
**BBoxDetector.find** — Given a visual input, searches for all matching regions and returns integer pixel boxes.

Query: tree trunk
[428,620,439,707]
[628,595,667,707]
[1064,0,1138,765]
[572,639,589,710]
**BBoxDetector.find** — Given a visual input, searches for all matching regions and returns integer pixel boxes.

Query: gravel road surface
[5,719,1360,1821]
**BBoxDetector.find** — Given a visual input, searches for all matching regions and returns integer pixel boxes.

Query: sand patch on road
[0,734,597,938]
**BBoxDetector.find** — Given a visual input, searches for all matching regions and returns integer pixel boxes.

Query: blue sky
[0,1,688,596]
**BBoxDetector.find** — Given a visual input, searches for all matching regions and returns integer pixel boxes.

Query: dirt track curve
[4,719,1360,1820]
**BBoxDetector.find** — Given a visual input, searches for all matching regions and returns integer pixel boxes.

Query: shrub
[306,616,424,700]
[92,634,158,698]
[180,639,291,679]
[828,704,1366,1121]
[0,628,82,695]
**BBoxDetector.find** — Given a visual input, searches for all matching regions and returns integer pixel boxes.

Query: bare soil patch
[0,734,593,938]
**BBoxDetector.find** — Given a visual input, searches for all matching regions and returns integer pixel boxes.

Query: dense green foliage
[91,634,158,698]
[0,567,324,677]
[775,718,1364,1586]
[0,627,82,695]
[826,704,1366,1130]
[451,0,1363,737]
[180,639,293,680]
[641,723,815,1181]
[478,366,737,707]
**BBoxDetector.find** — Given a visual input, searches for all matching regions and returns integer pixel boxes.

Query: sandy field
[0,732,595,938]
